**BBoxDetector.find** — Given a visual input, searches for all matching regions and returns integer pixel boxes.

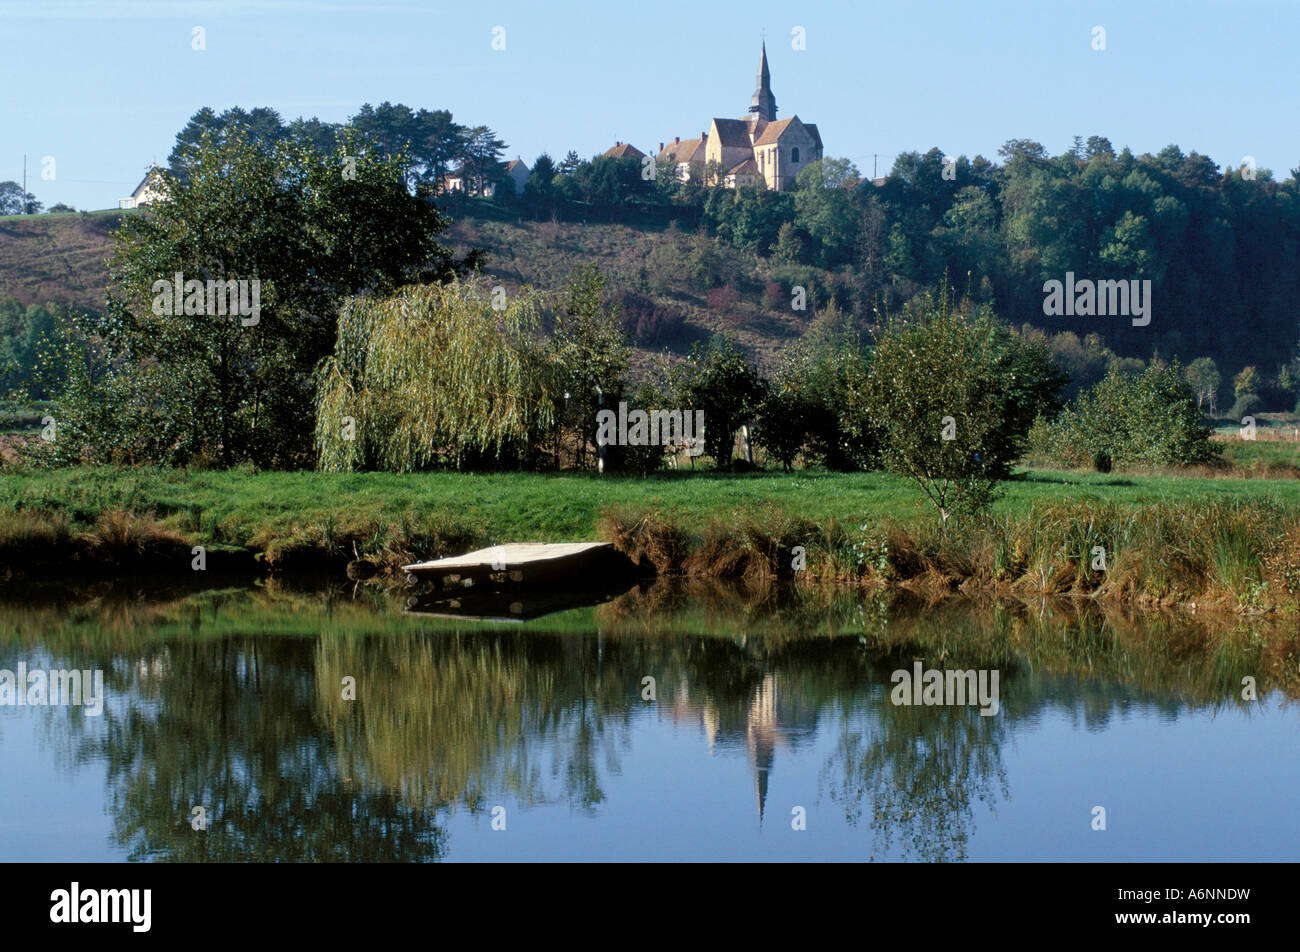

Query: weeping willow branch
[314,279,559,472]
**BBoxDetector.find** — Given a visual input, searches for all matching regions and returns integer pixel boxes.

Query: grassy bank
[0,465,1298,610]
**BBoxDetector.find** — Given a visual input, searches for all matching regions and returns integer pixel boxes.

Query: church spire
[749,41,777,122]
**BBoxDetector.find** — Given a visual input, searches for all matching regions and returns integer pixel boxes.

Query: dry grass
[598,498,1300,613]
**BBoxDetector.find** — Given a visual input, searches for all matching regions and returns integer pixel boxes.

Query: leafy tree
[47,202,76,213]
[675,336,767,469]
[457,125,508,196]
[167,106,293,180]
[350,102,464,189]
[1052,361,1219,468]
[524,153,557,214]
[0,298,75,398]
[793,158,861,266]
[315,279,557,471]
[1234,365,1261,398]
[552,266,632,467]
[48,129,470,468]
[1184,356,1221,413]
[0,181,40,214]
[852,288,1064,522]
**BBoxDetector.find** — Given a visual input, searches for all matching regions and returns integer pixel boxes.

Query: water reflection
[0,580,1295,862]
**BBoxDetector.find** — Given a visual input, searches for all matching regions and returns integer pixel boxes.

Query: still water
[1,580,1297,862]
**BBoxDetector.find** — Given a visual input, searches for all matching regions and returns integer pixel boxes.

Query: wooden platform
[403,542,630,588]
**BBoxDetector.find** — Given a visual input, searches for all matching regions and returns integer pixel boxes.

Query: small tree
[1184,356,1220,414]
[314,279,557,471]
[552,266,631,468]
[1054,361,1219,468]
[854,288,1064,523]
[676,336,767,469]
[1234,365,1261,399]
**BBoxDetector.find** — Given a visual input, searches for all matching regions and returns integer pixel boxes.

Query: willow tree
[315,279,558,471]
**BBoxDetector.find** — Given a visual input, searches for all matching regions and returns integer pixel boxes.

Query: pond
[1,580,1296,862]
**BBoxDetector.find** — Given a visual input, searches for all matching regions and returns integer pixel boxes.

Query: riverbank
[1,466,1297,612]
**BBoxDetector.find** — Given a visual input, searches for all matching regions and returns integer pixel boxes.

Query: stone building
[657,42,822,191]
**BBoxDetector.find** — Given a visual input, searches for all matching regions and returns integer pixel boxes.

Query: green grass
[3,465,1300,546]
[1214,434,1300,471]
[3,466,1299,609]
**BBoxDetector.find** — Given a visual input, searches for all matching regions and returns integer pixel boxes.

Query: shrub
[1229,393,1263,420]
[1053,361,1220,468]
[852,288,1065,522]
[618,291,685,347]
[674,336,767,469]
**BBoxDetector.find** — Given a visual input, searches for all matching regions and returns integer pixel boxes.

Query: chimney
[616,140,621,146]
[659,142,664,152]
[675,136,680,145]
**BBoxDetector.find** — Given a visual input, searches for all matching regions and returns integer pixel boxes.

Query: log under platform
[403,542,640,590]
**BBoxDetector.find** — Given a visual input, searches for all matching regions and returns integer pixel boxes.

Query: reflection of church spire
[747,674,778,824]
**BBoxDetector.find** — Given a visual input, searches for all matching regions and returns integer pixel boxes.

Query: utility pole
[23,154,27,214]
[873,154,878,180]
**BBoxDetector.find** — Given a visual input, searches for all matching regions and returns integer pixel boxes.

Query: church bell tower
[748,41,777,122]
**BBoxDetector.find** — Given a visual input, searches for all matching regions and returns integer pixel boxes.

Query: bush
[853,288,1065,522]
[1052,361,1220,468]
[675,336,767,469]
[1229,393,1263,420]
[617,290,685,347]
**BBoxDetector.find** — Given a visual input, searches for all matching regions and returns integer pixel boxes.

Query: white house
[119,165,167,209]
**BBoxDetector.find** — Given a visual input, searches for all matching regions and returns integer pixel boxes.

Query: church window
[791,147,800,164]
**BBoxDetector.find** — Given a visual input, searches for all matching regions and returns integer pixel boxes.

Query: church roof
[727,158,758,175]
[710,118,753,148]
[658,135,707,164]
[602,142,645,159]
[752,116,821,147]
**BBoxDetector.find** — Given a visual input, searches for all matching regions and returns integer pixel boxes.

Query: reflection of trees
[78,639,448,861]
[317,632,659,815]
[822,694,1009,862]
[3,581,1296,863]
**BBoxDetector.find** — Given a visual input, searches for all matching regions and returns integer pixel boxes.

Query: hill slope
[0,206,806,373]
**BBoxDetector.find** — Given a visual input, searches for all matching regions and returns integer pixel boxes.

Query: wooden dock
[403,542,635,589]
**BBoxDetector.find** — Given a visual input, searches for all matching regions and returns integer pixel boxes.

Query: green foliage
[675,336,767,470]
[1050,361,1220,468]
[314,279,557,472]
[553,266,632,466]
[1229,393,1263,420]
[1185,356,1221,412]
[852,288,1065,522]
[758,303,876,471]
[49,129,465,468]
[793,158,861,267]
[0,298,78,399]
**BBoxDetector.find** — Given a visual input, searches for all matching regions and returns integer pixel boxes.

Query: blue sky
[2,0,1296,211]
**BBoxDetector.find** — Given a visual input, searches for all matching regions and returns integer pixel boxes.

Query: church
[655,42,823,191]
